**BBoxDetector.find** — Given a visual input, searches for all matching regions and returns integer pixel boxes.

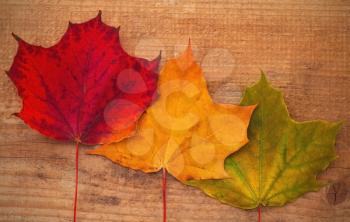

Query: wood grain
[0,0,349,221]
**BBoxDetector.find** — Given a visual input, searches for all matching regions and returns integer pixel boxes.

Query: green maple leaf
[188,73,343,209]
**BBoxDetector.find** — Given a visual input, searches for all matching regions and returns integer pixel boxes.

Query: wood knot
[326,181,348,205]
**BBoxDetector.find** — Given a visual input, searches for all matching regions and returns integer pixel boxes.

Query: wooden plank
[0,0,349,221]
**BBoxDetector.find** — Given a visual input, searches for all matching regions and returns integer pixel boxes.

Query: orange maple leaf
[88,44,256,181]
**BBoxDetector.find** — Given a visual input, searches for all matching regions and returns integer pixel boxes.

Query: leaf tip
[332,120,345,134]
[187,38,193,56]
[258,70,269,85]
[177,38,192,57]
[335,119,346,128]
[175,40,195,70]
[86,145,107,156]
[188,37,192,47]
[242,104,258,122]
[153,51,162,67]
[116,26,121,34]
[11,32,22,42]
[96,10,102,21]
[11,112,20,118]
[251,103,258,110]
[85,149,96,155]
[155,50,162,62]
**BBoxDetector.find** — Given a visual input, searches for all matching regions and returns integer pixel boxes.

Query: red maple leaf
[6,11,160,221]
[7,11,160,145]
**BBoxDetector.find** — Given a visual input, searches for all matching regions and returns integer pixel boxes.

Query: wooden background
[0,0,349,221]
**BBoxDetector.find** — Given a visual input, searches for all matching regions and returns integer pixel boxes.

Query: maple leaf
[188,74,343,209]
[88,45,256,181]
[7,11,160,145]
[6,11,160,221]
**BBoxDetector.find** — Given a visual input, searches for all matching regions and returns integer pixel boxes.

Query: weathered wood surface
[0,0,349,221]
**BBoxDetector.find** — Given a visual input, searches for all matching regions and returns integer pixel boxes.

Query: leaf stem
[74,141,79,222]
[258,207,261,222]
[162,168,167,222]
